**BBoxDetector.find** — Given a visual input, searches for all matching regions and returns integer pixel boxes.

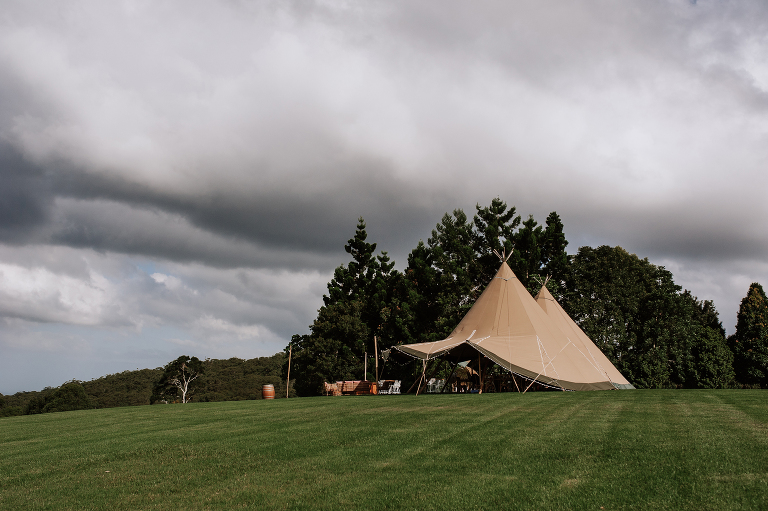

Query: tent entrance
[405,350,568,395]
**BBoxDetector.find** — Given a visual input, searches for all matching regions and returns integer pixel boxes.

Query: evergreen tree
[325,217,379,306]
[290,300,370,396]
[472,198,520,287]
[399,240,440,345]
[509,215,543,293]
[288,218,396,395]
[688,324,735,389]
[685,292,726,337]
[540,211,569,299]
[368,251,397,344]
[728,283,768,387]
[681,292,734,388]
[427,209,479,340]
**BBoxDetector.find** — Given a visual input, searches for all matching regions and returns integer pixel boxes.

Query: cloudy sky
[1,0,767,394]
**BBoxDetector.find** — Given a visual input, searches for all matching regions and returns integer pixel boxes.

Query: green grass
[1,390,767,510]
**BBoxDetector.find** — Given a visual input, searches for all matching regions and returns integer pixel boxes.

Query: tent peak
[492,247,513,262]
[533,274,551,288]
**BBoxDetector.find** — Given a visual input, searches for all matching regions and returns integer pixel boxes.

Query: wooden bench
[323,381,379,396]
[340,380,377,395]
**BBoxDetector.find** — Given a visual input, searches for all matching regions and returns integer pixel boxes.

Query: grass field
[1,390,767,510]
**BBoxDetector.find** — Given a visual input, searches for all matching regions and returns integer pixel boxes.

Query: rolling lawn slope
[1,390,767,510]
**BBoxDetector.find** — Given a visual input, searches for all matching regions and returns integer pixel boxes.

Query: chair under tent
[376,380,401,395]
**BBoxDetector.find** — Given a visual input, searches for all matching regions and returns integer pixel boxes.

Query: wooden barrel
[262,384,275,400]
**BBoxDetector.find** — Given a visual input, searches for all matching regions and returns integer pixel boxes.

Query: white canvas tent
[396,261,632,391]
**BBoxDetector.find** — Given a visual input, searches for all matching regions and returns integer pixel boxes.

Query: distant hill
[0,353,289,417]
[195,353,291,402]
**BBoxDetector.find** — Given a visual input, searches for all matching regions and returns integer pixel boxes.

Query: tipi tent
[396,261,632,391]
[535,284,634,390]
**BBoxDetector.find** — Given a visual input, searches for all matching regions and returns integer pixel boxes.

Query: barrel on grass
[262,384,275,400]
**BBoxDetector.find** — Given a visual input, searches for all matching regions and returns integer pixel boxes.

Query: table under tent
[395,259,634,393]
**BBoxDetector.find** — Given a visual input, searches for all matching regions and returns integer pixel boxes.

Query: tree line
[0,354,290,417]
[286,198,768,394]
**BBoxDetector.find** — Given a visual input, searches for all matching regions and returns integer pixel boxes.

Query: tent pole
[478,355,483,394]
[523,375,538,394]
[407,359,427,394]
[441,361,459,393]
[415,360,428,396]
[415,363,426,395]
[512,371,521,393]
[374,336,379,383]
[286,344,292,399]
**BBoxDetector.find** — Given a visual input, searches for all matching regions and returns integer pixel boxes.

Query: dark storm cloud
[0,142,52,241]
[0,156,442,272]
[49,157,439,265]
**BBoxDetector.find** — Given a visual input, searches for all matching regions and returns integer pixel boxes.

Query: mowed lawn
[1,391,767,510]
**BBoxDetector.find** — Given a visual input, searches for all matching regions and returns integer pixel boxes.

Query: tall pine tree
[728,283,768,387]
[509,215,543,293]
[426,209,480,340]
[472,198,520,287]
[288,218,392,395]
[540,211,569,299]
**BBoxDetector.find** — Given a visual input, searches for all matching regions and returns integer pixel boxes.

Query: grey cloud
[0,122,441,271]
[564,202,768,264]
[44,165,441,271]
[48,198,341,270]
[140,263,329,341]
[0,244,329,340]
[0,142,53,241]
[52,157,438,252]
